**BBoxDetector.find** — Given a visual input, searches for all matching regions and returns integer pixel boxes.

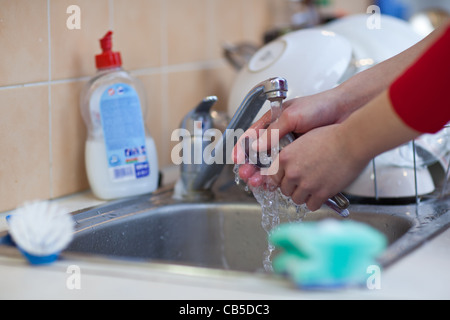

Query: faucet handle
[180,96,218,135]
[194,96,218,113]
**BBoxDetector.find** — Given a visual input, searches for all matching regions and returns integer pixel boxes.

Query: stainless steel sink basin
[67,201,412,272]
[65,168,450,273]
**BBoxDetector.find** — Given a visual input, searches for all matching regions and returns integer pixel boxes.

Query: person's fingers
[252,110,273,131]
[232,139,246,165]
[290,187,311,206]
[232,142,244,164]
[252,111,294,152]
[305,192,329,212]
[279,178,296,197]
[248,170,264,187]
[262,155,284,188]
[232,110,272,164]
[232,130,258,164]
[238,164,258,182]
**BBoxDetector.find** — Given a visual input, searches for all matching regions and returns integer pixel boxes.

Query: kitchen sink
[64,168,450,273]
[67,201,413,272]
[0,167,448,274]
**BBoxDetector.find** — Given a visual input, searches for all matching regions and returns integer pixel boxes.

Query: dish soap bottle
[80,31,159,200]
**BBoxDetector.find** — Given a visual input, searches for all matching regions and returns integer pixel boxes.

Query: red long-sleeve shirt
[389,25,450,134]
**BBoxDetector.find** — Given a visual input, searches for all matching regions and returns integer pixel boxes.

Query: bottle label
[99,83,150,182]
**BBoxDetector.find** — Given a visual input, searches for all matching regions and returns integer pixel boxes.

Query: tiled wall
[0,0,368,212]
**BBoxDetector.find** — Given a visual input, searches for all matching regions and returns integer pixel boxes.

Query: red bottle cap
[95,31,122,69]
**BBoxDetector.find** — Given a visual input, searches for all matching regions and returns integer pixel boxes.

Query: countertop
[0,189,449,300]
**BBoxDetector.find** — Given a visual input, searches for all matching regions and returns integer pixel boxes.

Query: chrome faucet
[174,77,288,200]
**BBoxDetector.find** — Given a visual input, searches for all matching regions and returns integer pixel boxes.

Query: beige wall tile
[50,0,109,80]
[114,0,163,70]
[165,69,212,166]
[167,69,218,128]
[163,63,237,166]
[244,0,272,43]
[333,0,371,15]
[211,0,272,64]
[0,0,48,86]
[137,73,165,167]
[166,0,209,65]
[0,86,50,211]
[210,0,247,60]
[51,81,89,198]
[204,64,236,112]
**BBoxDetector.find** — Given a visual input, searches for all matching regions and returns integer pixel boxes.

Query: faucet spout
[187,77,288,195]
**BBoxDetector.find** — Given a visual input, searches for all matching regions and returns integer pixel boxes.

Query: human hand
[233,88,348,188]
[232,110,275,188]
[266,124,369,211]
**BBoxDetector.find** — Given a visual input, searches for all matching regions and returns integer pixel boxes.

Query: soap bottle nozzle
[100,31,113,52]
[95,30,122,69]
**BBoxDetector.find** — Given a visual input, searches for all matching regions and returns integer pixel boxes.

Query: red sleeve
[389,25,450,134]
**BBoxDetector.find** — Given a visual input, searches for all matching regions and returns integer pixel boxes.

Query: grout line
[0,60,226,91]
[47,0,53,199]
[0,77,90,90]
[160,0,169,164]
[48,76,91,84]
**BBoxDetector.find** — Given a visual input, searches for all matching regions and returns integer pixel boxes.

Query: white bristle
[8,200,74,256]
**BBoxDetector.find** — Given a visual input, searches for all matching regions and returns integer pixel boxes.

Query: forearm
[340,90,420,164]
[335,22,449,117]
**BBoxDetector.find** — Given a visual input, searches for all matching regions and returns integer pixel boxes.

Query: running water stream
[233,165,309,271]
[234,100,310,271]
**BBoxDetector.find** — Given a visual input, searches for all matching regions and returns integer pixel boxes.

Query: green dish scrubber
[269,219,387,289]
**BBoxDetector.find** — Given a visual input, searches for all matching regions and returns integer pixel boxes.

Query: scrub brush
[269,219,387,289]
[7,200,74,265]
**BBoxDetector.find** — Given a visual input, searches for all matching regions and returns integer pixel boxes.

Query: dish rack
[344,125,450,205]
